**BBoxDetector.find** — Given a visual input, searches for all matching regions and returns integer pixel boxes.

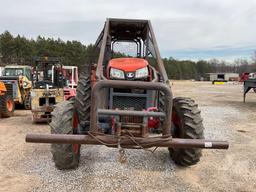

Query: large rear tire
[169,97,204,166]
[50,100,80,169]
[74,74,91,133]
[0,94,14,117]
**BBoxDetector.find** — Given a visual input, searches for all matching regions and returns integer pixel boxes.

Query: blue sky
[0,0,255,62]
[164,46,255,61]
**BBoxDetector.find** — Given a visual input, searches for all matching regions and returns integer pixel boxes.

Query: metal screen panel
[112,96,146,111]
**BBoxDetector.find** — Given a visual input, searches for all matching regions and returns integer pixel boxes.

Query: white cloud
[0,0,255,60]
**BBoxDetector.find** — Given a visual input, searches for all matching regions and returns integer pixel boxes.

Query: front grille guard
[26,79,229,150]
[90,80,173,135]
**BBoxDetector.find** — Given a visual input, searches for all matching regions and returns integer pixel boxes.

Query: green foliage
[0,31,93,72]
[0,31,254,79]
[0,31,15,64]
[164,58,199,79]
[163,57,256,80]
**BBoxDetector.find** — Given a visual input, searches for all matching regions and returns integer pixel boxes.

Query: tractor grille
[112,96,145,124]
[4,83,13,96]
[112,96,146,111]
[120,116,143,123]
[39,97,56,106]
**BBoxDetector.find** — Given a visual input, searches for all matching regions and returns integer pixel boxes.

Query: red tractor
[50,64,78,101]
[26,18,228,169]
[62,66,78,100]
[240,72,249,82]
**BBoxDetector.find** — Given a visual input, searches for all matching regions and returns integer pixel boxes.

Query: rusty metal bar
[90,80,173,135]
[148,20,168,82]
[96,18,110,78]
[121,124,142,128]
[98,109,166,117]
[26,134,229,149]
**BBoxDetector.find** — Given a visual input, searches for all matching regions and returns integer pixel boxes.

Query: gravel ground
[0,81,256,192]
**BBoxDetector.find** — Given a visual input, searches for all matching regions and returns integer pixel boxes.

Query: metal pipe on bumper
[98,109,166,117]
[25,134,229,149]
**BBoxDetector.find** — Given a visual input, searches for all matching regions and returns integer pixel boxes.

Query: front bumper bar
[26,133,229,149]
[98,109,166,117]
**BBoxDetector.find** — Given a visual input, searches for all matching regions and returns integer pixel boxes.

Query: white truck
[249,72,256,80]
[0,67,4,76]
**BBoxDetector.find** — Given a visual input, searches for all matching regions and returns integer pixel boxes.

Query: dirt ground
[0,81,256,192]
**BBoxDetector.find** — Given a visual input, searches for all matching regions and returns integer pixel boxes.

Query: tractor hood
[108,58,148,72]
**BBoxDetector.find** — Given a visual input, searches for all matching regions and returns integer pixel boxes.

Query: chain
[117,137,127,163]
[86,131,172,163]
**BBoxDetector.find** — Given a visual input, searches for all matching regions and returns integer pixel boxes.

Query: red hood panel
[108,58,148,71]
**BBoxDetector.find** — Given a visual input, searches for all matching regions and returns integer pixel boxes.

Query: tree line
[0,31,255,79]
[0,31,96,69]
[164,57,256,80]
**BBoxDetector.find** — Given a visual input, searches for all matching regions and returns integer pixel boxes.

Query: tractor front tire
[50,100,80,169]
[0,94,14,117]
[74,74,91,133]
[169,97,204,166]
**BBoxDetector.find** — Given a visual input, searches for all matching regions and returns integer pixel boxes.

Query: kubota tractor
[0,81,14,117]
[26,18,229,170]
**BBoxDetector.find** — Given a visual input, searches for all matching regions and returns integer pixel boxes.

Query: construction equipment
[30,57,64,123]
[26,18,229,169]
[31,57,78,122]
[60,66,78,100]
[248,72,256,80]
[243,80,256,102]
[0,81,14,117]
[0,65,32,109]
[243,73,256,102]
[0,67,4,76]
[240,72,250,82]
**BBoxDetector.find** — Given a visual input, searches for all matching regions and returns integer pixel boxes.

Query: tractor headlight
[135,67,148,79]
[23,81,28,87]
[110,68,125,79]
